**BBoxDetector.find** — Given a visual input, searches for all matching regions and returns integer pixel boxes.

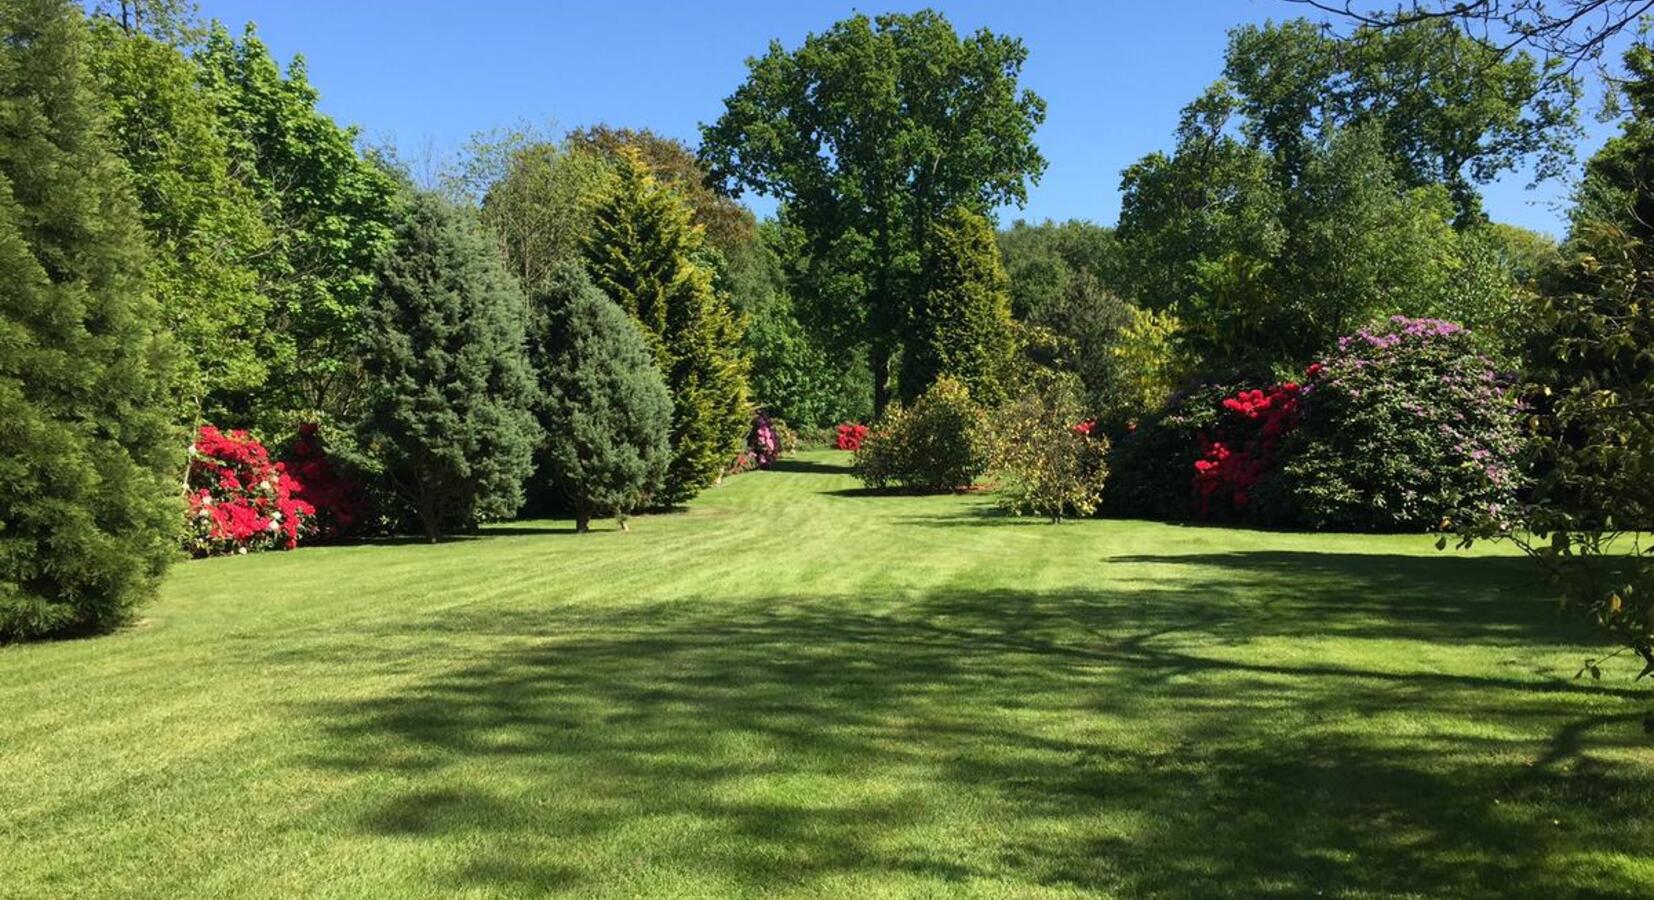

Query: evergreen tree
[86,17,273,425]
[529,264,671,533]
[0,0,180,639]
[583,149,749,505]
[357,191,539,542]
[902,206,1017,406]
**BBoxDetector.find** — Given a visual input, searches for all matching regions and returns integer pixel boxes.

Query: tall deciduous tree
[1,0,180,639]
[196,23,399,432]
[86,16,273,425]
[700,9,1047,416]
[529,264,672,533]
[583,149,749,505]
[901,206,1017,405]
[357,191,539,542]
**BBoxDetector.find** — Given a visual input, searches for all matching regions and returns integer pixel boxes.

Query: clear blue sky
[193,0,1624,239]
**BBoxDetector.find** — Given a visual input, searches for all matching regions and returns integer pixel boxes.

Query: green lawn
[2,451,1650,898]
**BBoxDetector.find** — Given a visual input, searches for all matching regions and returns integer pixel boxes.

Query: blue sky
[193,0,1625,238]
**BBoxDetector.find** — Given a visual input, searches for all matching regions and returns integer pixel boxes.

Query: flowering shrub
[1267,316,1525,531]
[186,426,314,555]
[835,422,869,451]
[855,377,990,492]
[991,374,1110,521]
[1192,381,1303,520]
[748,411,781,469]
[1104,381,1236,521]
[282,423,368,541]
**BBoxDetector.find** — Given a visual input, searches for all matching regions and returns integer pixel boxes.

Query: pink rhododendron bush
[186,426,314,555]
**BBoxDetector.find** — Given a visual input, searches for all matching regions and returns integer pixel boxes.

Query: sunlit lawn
[2,450,1651,898]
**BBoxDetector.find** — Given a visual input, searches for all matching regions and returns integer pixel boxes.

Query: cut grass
[1,450,1651,898]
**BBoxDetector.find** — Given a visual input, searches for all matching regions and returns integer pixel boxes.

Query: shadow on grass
[766,457,851,476]
[292,555,1654,897]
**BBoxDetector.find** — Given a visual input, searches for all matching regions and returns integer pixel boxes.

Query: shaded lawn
[1,451,1650,898]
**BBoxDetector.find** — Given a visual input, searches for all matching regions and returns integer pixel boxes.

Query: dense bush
[835,423,869,451]
[1194,381,1304,521]
[186,426,314,555]
[747,412,781,469]
[282,424,369,541]
[854,377,990,492]
[990,375,1110,521]
[1103,382,1237,521]
[1269,317,1525,531]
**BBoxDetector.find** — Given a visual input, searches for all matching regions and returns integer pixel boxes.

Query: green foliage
[990,374,1110,522]
[1224,18,1579,224]
[0,0,180,640]
[1269,318,1526,532]
[1106,306,1185,424]
[566,124,755,252]
[528,264,671,533]
[1103,382,1234,522]
[86,17,273,422]
[1475,218,1654,678]
[196,23,399,432]
[854,377,990,492]
[996,218,1119,319]
[357,191,539,541]
[902,206,1017,406]
[583,149,749,506]
[460,128,614,294]
[701,9,1047,415]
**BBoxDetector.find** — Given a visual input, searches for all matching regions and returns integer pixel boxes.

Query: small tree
[358,191,539,541]
[529,265,672,533]
[583,148,749,506]
[902,206,1018,406]
[1,0,181,640]
[991,374,1110,522]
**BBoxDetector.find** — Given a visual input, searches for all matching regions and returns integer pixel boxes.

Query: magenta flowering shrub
[1264,316,1526,531]
[749,411,780,469]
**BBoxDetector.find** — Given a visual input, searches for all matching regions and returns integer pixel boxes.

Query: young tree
[583,149,749,505]
[901,206,1018,406]
[357,191,539,542]
[528,265,671,532]
[0,0,180,639]
[195,23,399,432]
[701,10,1047,417]
[86,16,273,425]
[990,373,1110,523]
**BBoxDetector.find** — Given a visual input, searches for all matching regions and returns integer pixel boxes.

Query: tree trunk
[417,486,440,544]
[871,343,892,420]
[575,499,591,534]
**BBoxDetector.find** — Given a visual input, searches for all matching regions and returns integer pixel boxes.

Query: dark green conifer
[357,191,539,541]
[529,264,672,532]
[902,205,1017,406]
[0,0,181,639]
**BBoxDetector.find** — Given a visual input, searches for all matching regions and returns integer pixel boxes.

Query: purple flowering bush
[748,411,781,469]
[1261,316,1526,531]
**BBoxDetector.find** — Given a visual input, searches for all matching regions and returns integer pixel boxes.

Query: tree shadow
[766,457,851,476]
[285,561,1654,897]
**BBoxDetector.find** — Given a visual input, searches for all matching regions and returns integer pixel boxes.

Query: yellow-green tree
[583,149,749,505]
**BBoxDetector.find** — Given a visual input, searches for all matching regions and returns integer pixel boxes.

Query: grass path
[2,451,1651,898]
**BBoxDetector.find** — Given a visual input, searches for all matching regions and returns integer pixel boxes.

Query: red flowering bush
[1192,381,1304,519]
[186,426,314,555]
[283,423,368,541]
[835,422,869,451]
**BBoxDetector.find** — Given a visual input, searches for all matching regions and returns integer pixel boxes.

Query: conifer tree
[529,264,671,532]
[583,149,749,505]
[901,205,1017,406]
[0,0,180,639]
[357,191,539,542]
